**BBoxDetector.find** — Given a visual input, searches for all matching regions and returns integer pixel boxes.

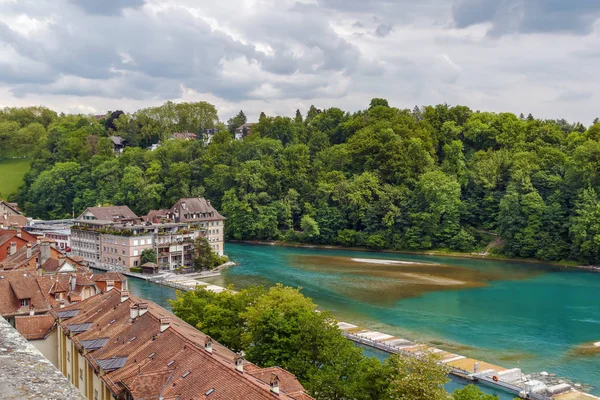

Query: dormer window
[21,299,30,307]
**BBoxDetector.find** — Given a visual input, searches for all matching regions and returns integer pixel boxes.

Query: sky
[0,0,599,123]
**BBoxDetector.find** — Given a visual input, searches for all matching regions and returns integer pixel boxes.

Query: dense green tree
[140,249,157,265]
[384,352,449,400]
[192,236,226,270]
[8,100,600,264]
[227,110,247,133]
[452,384,499,400]
[171,284,450,400]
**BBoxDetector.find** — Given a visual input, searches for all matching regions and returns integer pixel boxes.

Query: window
[67,351,70,362]
[94,389,99,400]
[122,250,125,255]
[133,239,139,246]
[79,368,83,381]
[140,239,145,245]
[133,250,139,256]
[20,299,29,307]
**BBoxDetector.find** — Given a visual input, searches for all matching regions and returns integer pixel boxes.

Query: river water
[128,243,600,395]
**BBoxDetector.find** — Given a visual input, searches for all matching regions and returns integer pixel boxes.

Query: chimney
[29,308,35,316]
[106,280,114,292]
[207,199,211,207]
[9,242,17,256]
[26,243,32,259]
[160,317,170,332]
[40,239,51,265]
[59,299,66,308]
[204,336,213,353]
[130,305,139,320]
[121,290,130,303]
[235,353,244,373]
[16,229,22,238]
[138,303,148,317]
[270,374,280,395]
[181,201,186,210]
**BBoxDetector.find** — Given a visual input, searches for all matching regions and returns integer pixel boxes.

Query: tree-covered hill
[4,100,600,264]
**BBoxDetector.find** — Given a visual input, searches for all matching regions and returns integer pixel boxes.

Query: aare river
[128,243,600,394]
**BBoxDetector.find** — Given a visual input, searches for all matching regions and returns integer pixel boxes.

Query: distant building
[26,219,73,251]
[235,122,255,140]
[171,132,198,141]
[0,234,88,276]
[204,128,218,144]
[144,197,225,256]
[71,198,225,273]
[109,135,125,153]
[0,229,37,263]
[51,289,314,400]
[0,270,101,326]
[0,201,27,229]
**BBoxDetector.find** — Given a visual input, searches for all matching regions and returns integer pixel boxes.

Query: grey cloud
[453,0,600,35]
[69,0,146,15]
[0,4,262,101]
[556,89,594,102]
[374,24,393,37]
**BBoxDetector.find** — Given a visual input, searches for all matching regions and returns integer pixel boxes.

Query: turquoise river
[127,243,600,396]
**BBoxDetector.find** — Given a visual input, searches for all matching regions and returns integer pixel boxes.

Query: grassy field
[0,158,30,199]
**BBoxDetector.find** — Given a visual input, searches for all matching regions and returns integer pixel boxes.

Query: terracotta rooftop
[14,314,55,340]
[0,271,97,317]
[171,132,198,140]
[91,271,126,282]
[0,215,28,229]
[79,205,138,221]
[170,197,225,222]
[53,290,313,400]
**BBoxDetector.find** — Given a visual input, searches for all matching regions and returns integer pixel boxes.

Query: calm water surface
[128,243,600,394]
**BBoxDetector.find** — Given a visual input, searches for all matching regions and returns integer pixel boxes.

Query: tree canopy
[170,284,450,400]
[6,99,600,264]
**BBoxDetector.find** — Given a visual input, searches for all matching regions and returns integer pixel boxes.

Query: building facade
[71,198,226,272]
[26,219,73,251]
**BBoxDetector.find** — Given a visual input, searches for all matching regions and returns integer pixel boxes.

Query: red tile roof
[91,271,126,282]
[15,314,56,340]
[80,206,138,221]
[52,290,313,400]
[0,271,96,317]
[170,197,225,222]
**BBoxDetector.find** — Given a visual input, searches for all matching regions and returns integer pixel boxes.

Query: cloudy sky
[0,0,599,123]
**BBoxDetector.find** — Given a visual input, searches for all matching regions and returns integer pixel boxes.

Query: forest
[2,100,600,264]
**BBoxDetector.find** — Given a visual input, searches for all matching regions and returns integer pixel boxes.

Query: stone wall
[0,315,85,399]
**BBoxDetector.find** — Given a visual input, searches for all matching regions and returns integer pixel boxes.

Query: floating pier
[337,323,598,400]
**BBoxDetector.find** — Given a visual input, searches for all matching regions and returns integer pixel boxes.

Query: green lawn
[0,158,30,199]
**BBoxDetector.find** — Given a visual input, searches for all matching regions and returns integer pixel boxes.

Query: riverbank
[227,240,592,271]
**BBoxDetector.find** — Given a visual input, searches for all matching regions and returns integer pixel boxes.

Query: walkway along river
[126,243,600,396]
